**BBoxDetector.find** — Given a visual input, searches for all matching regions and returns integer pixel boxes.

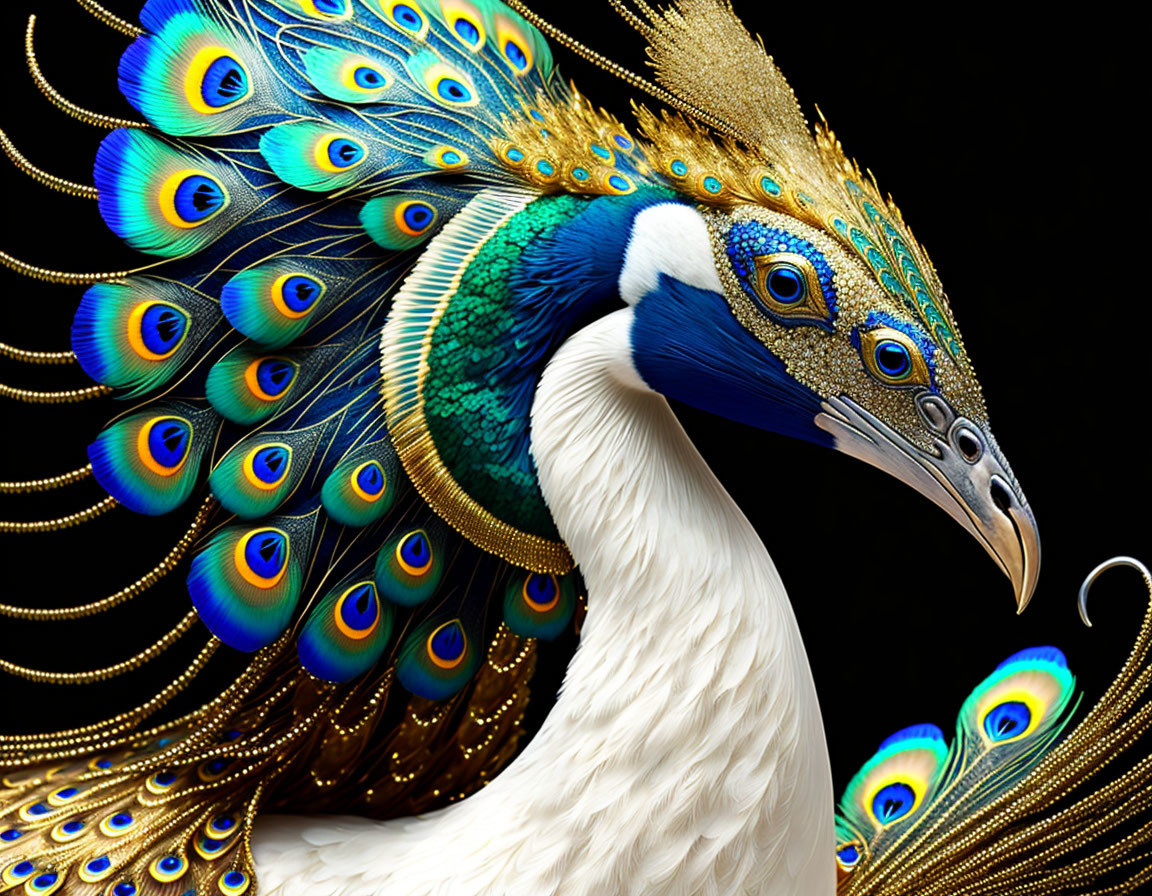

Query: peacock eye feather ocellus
[0,1,1149,895]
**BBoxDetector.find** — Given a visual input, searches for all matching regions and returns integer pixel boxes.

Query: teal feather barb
[1,0,1150,895]
[1,0,593,891]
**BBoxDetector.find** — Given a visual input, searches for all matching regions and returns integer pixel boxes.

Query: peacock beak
[815,395,1040,612]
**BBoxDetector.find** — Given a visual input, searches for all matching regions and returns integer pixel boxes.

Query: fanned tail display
[0,1,595,892]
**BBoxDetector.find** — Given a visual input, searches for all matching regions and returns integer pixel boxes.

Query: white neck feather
[254,308,834,896]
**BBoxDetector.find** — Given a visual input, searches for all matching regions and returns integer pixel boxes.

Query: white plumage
[254,206,834,894]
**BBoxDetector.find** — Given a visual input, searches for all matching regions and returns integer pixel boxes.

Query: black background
[0,0,1147,799]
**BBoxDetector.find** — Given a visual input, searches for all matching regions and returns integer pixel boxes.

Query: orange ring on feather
[233,528,289,589]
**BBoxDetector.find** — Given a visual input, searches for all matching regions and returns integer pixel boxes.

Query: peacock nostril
[956,429,982,463]
[990,478,1014,515]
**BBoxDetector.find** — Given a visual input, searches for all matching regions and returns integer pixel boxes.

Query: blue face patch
[851,310,938,391]
[631,275,830,447]
[726,221,838,329]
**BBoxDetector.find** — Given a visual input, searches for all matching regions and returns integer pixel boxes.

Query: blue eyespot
[984,701,1032,742]
[505,147,525,163]
[61,821,84,835]
[30,873,59,892]
[280,275,323,314]
[536,160,555,176]
[327,137,365,169]
[874,340,912,379]
[589,144,611,161]
[202,55,249,108]
[244,530,288,579]
[391,3,422,30]
[504,40,528,70]
[148,419,192,469]
[173,174,226,223]
[440,150,462,166]
[871,782,916,825]
[836,844,861,866]
[399,531,430,570]
[84,857,111,875]
[255,358,295,398]
[250,445,290,485]
[613,134,633,150]
[339,583,379,631]
[524,574,557,609]
[99,811,135,836]
[760,175,781,196]
[139,303,188,356]
[702,176,723,194]
[201,758,231,778]
[454,18,480,44]
[403,203,434,232]
[353,66,385,89]
[571,167,589,181]
[436,77,472,103]
[430,621,466,663]
[765,264,805,305]
[198,835,226,854]
[26,803,50,817]
[669,159,688,177]
[0,829,21,841]
[314,0,347,13]
[207,815,236,838]
[112,883,136,896]
[356,462,385,497]
[220,870,249,895]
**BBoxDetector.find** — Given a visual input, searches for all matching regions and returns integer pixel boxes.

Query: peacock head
[579,0,1041,610]
[623,190,1038,611]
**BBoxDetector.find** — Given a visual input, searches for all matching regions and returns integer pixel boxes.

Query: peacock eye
[764,264,805,304]
[750,252,832,325]
[858,327,931,388]
[875,340,910,378]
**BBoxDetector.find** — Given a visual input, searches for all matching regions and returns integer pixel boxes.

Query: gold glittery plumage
[502,0,978,397]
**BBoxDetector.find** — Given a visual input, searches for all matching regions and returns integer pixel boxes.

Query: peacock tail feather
[834,566,1152,895]
[2,0,602,891]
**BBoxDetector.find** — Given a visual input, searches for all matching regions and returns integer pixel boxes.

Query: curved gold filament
[0,381,113,403]
[503,0,741,141]
[75,0,144,37]
[0,497,215,618]
[25,15,148,130]
[0,494,117,533]
[0,637,226,752]
[0,341,77,365]
[0,610,198,684]
[0,127,99,199]
[0,250,137,284]
[0,462,92,494]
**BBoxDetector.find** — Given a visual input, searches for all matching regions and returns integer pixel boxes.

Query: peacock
[0,0,1149,894]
